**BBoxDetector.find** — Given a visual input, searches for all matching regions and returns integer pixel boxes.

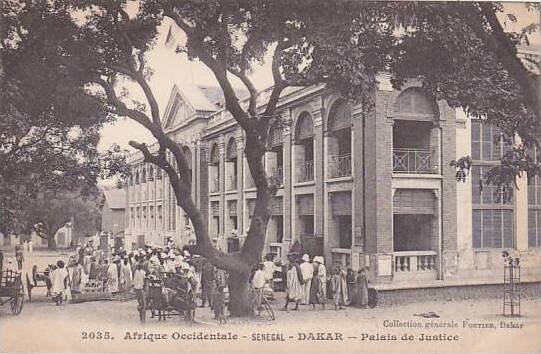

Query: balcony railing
[329,154,352,178]
[394,251,437,273]
[227,175,237,191]
[298,160,314,182]
[393,148,433,174]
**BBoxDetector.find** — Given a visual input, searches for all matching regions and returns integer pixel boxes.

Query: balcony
[394,251,437,274]
[329,154,352,178]
[393,148,433,174]
[298,160,314,182]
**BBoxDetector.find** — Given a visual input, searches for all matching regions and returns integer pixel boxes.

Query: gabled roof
[102,189,126,210]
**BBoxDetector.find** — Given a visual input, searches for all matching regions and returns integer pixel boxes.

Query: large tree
[2,0,539,314]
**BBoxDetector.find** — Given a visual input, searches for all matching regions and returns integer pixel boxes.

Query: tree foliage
[2,0,539,313]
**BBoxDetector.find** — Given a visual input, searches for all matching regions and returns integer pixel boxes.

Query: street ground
[1,250,540,353]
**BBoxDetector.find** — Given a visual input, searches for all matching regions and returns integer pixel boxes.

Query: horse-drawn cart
[138,274,196,323]
[0,270,24,315]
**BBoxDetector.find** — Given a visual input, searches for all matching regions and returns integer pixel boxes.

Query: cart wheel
[32,265,38,287]
[26,274,33,302]
[11,279,24,315]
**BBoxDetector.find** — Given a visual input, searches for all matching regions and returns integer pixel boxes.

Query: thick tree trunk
[227,270,253,317]
[47,236,56,249]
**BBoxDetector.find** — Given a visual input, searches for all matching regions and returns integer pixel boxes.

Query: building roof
[175,83,220,112]
[102,189,126,210]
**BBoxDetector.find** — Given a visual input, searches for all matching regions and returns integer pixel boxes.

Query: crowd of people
[279,252,369,311]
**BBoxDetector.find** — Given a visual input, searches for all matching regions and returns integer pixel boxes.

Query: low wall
[376,281,541,307]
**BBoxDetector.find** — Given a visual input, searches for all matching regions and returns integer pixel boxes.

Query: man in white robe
[299,254,313,304]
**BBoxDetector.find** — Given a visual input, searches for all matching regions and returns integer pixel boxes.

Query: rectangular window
[301,215,314,235]
[472,166,513,205]
[471,120,510,162]
[528,209,541,247]
[472,209,514,249]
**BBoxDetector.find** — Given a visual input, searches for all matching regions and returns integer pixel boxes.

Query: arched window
[267,124,284,184]
[226,138,238,190]
[129,175,133,186]
[183,146,192,182]
[294,112,315,182]
[394,87,437,119]
[327,100,352,178]
[209,143,220,193]
[209,144,220,165]
[156,167,162,180]
[149,166,154,181]
[135,171,140,185]
[142,167,147,183]
[295,112,314,143]
[392,88,438,174]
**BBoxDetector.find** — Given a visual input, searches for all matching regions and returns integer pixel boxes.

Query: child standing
[50,260,68,305]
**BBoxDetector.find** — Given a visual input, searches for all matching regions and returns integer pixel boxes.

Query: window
[472,210,514,248]
[471,120,515,249]
[528,147,541,247]
[149,166,154,181]
[471,120,510,162]
[472,166,513,205]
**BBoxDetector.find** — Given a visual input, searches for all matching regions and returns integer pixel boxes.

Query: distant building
[100,189,126,248]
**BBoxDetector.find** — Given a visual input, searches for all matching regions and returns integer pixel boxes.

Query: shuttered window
[297,194,314,215]
[228,200,237,216]
[272,197,283,216]
[211,201,220,216]
[268,126,283,147]
[331,192,352,216]
[472,209,513,248]
[393,189,436,214]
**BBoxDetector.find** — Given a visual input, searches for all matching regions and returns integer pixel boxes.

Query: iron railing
[393,148,433,174]
[298,160,314,182]
[329,154,352,178]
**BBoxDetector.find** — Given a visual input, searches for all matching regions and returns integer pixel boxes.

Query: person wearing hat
[299,254,313,305]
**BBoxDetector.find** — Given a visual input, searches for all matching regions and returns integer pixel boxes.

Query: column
[218,137,225,236]
[312,104,325,241]
[283,113,293,259]
[236,133,245,235]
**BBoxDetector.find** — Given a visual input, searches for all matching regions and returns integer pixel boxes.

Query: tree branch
[459,3,541,119]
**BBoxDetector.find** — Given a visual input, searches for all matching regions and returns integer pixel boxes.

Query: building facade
[124,76,541,286]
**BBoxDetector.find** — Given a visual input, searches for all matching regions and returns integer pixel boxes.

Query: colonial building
[124,75,540,286]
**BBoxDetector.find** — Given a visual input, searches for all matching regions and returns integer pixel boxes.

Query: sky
[97,3,540,154]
